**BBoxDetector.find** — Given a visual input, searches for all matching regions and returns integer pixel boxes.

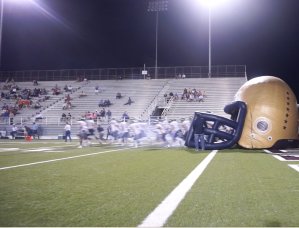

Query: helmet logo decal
[253,117,272,135]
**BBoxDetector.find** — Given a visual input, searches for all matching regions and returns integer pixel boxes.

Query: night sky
[1,0,299,99]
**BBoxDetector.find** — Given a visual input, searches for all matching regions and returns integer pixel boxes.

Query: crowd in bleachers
[164,88,207,102]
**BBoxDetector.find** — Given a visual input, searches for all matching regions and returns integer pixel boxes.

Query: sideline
[138,150,218,227]
[0,146,139,170]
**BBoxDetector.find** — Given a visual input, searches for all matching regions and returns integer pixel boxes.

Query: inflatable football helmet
[235,76,298,149]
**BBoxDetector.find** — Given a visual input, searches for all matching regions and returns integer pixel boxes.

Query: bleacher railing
[0,65,246,82]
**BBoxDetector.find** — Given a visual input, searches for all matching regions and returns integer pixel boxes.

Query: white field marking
[138,150,218,228]
[280,150,287,152]
[288,164,299,172]
[263,149,272,154]
[0,148,20,152]
[272,155,299,161]
[0,146,139,170]
[272,155,287,161]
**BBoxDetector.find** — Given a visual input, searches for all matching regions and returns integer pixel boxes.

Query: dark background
[1,0,299,100]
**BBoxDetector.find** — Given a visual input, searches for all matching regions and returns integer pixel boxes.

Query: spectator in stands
[99,100,104,107]
[122,111,129,120]
[35,113,43,121]
[182,74,186,79]
[79,91,86,98]
[66,94,71,101]
[33,80,38,86]
[63,85,68,92]
[61,113,67,121]
[53,88,60,95]
[169,92,174,97]
[18,99,24,108]
[202,91,207,98]
[104,99,111,107]
[146,74,151,80]
[116,92,122,99]
[93,112,97,121]
[107,110,112,121]
[10,125,18,139]
[95,85,99,95]
[67,85,73,92]
[24,100,30,108]
[174,93,179,100]
[9,111,14,125]
[116,75,122,81]
[67,113,72,121]
[175,74,179,79]
[124,97,132,105]
[100,108,106,121]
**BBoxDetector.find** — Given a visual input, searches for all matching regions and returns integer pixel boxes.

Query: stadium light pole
[198,0,227,78]
[148,0,167,79]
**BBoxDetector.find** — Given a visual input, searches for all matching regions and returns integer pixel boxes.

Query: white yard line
[138,150,218,227]
[272,155,287,161]
[0,146,138,170]
[288,164,299,172]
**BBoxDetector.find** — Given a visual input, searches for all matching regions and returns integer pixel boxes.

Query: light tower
[148,0,168,79]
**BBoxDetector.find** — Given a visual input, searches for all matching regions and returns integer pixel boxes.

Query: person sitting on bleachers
[40,88,47,95]
[66,113,72,121]
[67,85,73,92]
[24,100,30,108]
[122,111,129,120]
[116,92,122,99]
[99,100,104,107]
[52,88,60,95]
[5,92,11,99]
[104,99,111,107]
[197,91,204,102]
[202,91,207,98]
[65,94,71,101]
[79,91,86,98]
[33,80,38,86]
[18,99,24,108]
[61,113,67,121]
[174,93,179,100]
[63,85,68,92]
[35,113,43,121]
[124,97,132,105]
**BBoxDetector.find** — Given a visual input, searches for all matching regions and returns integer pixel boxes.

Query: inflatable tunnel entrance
[185,101,247,150]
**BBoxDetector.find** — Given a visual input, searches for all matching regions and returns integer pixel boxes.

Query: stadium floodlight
[148,0,168,79]
[195,0,228,78]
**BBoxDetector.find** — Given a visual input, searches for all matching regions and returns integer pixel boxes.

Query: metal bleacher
[0,77,247,138]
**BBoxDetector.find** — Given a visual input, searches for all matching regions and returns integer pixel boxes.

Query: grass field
[0,139,298,227]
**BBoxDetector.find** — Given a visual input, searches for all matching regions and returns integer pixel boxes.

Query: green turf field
[0,140,298,227]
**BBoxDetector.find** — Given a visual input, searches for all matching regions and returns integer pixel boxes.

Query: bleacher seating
[0,77,247,138]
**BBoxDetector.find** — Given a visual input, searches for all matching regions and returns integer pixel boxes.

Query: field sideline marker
[138,150,218,227]
[0,146,140,170]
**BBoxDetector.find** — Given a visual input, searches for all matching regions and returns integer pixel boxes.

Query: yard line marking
[272,155,287,161]
[288,164,299,172]
[0,146,138,170]
[138,150,218,227]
